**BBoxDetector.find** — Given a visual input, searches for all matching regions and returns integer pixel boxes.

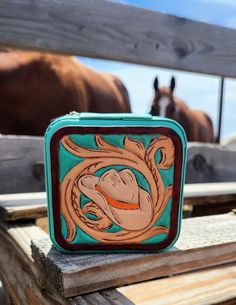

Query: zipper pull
[69,111,80,116]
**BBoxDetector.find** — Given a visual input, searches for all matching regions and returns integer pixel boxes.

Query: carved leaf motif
[124,136,146,159]
[62,135,121,159]
[82,202,113,230]
[95,135,121,154]
[61,134,174,243]
[146,136,174,170]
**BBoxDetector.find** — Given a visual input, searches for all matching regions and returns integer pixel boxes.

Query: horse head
[149,76,215,142]
[150,76,176,118]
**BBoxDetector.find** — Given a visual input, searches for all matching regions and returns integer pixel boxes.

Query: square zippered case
[44,113,187,252]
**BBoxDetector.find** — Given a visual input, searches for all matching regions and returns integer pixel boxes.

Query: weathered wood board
[2,0,236,77]
[0,192,47,221]
[184,182,236,216]
[0,222,134,305]
[68,290,135,305]
[184,182,236,199]
[31,213,236,298]
[0,223,58,305]
[119,263,236,305]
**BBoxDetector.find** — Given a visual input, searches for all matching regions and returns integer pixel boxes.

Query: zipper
[71,112,153,121]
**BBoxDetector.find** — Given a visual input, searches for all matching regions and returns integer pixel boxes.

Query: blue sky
[78,0,236,140]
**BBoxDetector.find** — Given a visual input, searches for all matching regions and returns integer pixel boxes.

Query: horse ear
[154,77,159,92]
[170,76,175,93]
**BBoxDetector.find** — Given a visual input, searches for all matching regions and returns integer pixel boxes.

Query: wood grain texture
[68,290,135,305]
[119,263,236,305]
[36,217,49,233]
[184,182,236,216]
[31,213,236,298]
[1,0,236,76]
[185,201,236,218]
[0,223,60,305]
[185,182,236,198]
[0,192,47,221]
[0,135,44,194]
[0,222,134,305]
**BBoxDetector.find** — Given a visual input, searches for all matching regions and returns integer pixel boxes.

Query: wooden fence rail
[31,213,236,298]
[1,0,236,77]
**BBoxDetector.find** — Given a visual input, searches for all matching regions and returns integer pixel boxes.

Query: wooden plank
[0,222,134,305]
[119,263,236,305]
[0,135,44,194]
[1,1,236,77]
[185,182,236,199]
[0,192,47,221]
[0,223,61,305]
[185,202,236,218]
[68,290,135,305]
[31,213,236,298]
[184,182,236,216]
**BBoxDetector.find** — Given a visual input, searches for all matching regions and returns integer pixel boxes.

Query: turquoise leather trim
[44,113,187,252]
[79,112,153,120]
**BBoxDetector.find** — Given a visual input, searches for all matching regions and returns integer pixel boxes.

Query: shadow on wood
[186,142,236,183]
[0,135,44,194]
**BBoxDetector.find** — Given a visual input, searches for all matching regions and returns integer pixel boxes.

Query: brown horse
[0,50,131,136]
[150,76,215,142]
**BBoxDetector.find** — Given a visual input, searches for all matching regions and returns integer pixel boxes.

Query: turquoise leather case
[44,113,187,252]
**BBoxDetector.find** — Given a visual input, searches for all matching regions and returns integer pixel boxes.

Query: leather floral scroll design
[60,135,174,244]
